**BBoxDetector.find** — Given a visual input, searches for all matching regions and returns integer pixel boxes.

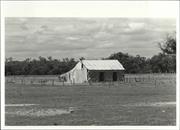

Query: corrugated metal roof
[82,60,125,70]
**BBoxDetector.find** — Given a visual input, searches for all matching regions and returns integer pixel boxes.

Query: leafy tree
[150,53,176,73]
[158,33,176,55]
[5,57,77,75]
[108,52,149,73]
[79,57,85,61]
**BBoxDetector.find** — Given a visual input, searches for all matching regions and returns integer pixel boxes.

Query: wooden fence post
[31,80,33,85]
[52,80,54,86]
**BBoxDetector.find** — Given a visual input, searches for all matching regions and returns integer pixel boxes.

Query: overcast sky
[5,18,176,60]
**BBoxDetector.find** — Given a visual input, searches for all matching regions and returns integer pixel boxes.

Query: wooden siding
[88,70,124,82]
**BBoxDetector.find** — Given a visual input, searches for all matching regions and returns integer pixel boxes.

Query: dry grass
[5,80,176,126]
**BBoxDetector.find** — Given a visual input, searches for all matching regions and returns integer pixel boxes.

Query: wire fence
[5,73,176,87]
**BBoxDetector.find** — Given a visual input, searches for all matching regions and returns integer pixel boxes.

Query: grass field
[5,82,176,126]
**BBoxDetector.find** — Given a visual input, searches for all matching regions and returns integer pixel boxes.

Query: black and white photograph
[1,1,179,129]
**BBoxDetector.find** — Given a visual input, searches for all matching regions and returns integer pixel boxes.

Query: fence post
[52,80,54,86]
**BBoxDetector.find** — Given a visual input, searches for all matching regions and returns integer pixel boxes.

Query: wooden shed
[60,60,125,84]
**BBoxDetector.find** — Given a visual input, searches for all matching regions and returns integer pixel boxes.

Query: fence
[5,73,176,87]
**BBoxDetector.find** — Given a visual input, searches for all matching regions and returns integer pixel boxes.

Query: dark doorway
[99,72,104,81]
[113,72,117,81]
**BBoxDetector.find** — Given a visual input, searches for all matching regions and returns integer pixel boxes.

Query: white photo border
[1,1,179,130]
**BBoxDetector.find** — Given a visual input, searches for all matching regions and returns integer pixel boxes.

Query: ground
[5,83,176,126]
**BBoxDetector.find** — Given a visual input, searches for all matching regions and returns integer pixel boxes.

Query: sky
[5,18,176,60]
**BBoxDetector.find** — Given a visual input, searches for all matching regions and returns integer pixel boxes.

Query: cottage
[60,60,125,84]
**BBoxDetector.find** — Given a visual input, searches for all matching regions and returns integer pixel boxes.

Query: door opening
[113,72,117,81]
[99,72,104,81]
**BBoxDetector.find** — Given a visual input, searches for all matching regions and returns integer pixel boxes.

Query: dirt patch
[6,104,75,117]
[6,108,71,117]
[6,104,38,107]
[124,101,176,107]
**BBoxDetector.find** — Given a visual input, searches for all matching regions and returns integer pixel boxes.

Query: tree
[107,52,149,73]
[150,53,176,73]
[158,33,176,55]
[79,57,85,61]
[5,57,77,75]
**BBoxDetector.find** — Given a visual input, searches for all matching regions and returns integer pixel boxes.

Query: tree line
[5,33,176,75]
[107,52,175,73]
[5,57,77,75]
